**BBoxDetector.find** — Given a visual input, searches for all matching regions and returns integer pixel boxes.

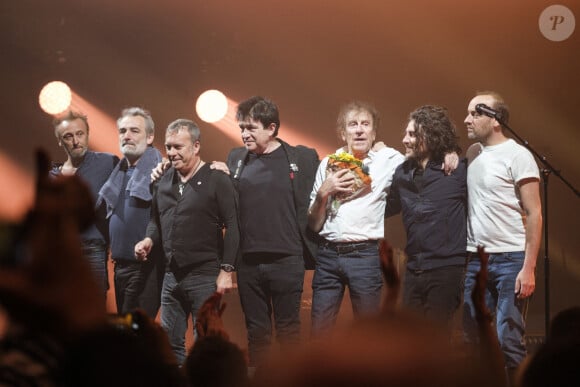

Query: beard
[121,143,147,160]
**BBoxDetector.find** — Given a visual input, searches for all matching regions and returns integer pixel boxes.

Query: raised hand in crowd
[186,292,249,387]
[0,150,108,387]
[62,309,185,387]
[130,309,179,367]
[378,239,400,313]
[195,292,229,340]
[0,149,107,337]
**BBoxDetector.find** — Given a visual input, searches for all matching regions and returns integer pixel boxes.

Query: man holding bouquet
[308,101,405,335]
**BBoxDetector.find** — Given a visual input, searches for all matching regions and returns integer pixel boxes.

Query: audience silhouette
[184,292,249,387]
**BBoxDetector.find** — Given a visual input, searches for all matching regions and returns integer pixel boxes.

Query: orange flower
[327,152,372,185]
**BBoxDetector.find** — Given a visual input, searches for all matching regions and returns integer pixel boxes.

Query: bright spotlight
[39,81,72,115]
[196,89,228,123]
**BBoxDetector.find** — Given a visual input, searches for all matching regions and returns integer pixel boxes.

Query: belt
[320,240,378,255]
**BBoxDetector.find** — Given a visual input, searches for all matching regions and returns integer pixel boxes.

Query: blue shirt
[109,166,153,260]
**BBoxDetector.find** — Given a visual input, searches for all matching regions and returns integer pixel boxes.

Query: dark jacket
[386,158,467,270]
[226,139,319,269]
[50,150,119,243]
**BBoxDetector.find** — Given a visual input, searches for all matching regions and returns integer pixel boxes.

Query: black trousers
[113,258,162,318]
[237,253,305,367]
[403,265,464,327]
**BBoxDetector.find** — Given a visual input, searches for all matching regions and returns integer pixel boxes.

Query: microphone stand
[495,117,579,335]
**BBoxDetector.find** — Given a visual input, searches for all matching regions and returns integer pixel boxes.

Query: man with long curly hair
[386,105,467,327]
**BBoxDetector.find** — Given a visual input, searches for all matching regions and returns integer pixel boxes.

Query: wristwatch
[220,264,235,273]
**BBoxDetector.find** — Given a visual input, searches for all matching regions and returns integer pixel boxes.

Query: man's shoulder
[88,151,120,165]
[207,166,235,189]
[477,140,532,161]
[139,146,163,167]
[207,164,231,178]
[157,167,175,185]
[370,147,405,172]
[505,139,533,157]
[295,144,318,157]
[89,150,117,159]
[289,143,316,152]
[381,146,405,160]
[396,159,411,173]
[370,146,405,165]
[227,146,247,160]
[279,140,318,159]
[466,143,483,164]
[147,145,163,158]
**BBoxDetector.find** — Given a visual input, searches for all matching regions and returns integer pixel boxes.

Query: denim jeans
[311,244,383,335]
[403,265,465,327]
[237,253,305,367]
[463,251,528,368]
[160,270,216,364]
[113,259,162,318]
[81,239,108,295]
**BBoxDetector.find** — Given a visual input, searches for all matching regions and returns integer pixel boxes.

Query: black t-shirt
[238,146,302,256]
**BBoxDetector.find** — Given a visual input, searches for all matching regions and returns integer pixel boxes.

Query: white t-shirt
[310,146,404,242]
[467,139,540,253]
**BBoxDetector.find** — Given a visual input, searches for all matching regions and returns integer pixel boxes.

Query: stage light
[38,81,72,115]
[196,89,228,123]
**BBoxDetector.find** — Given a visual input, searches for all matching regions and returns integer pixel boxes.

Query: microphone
[233,160,242,179]
[475,103,500,119]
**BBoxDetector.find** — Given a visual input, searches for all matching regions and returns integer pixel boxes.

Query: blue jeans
[403,265,464,327]
[237,253,305,367]
[160,270,216,364]
[311,244,383,335]
[463,251,528,368]
[81,239,108,295]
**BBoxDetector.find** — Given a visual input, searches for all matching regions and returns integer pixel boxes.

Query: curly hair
[409,105,461,163]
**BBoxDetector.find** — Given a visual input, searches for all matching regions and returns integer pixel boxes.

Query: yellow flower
[328,151,363,167]
[326,151,371,184]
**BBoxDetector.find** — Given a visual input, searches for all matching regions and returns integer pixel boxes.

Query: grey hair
[118,107,155,135]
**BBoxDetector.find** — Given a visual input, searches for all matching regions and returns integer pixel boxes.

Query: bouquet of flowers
[326,151,372,213]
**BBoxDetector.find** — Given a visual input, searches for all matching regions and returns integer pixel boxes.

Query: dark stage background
[1,0,578,343]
